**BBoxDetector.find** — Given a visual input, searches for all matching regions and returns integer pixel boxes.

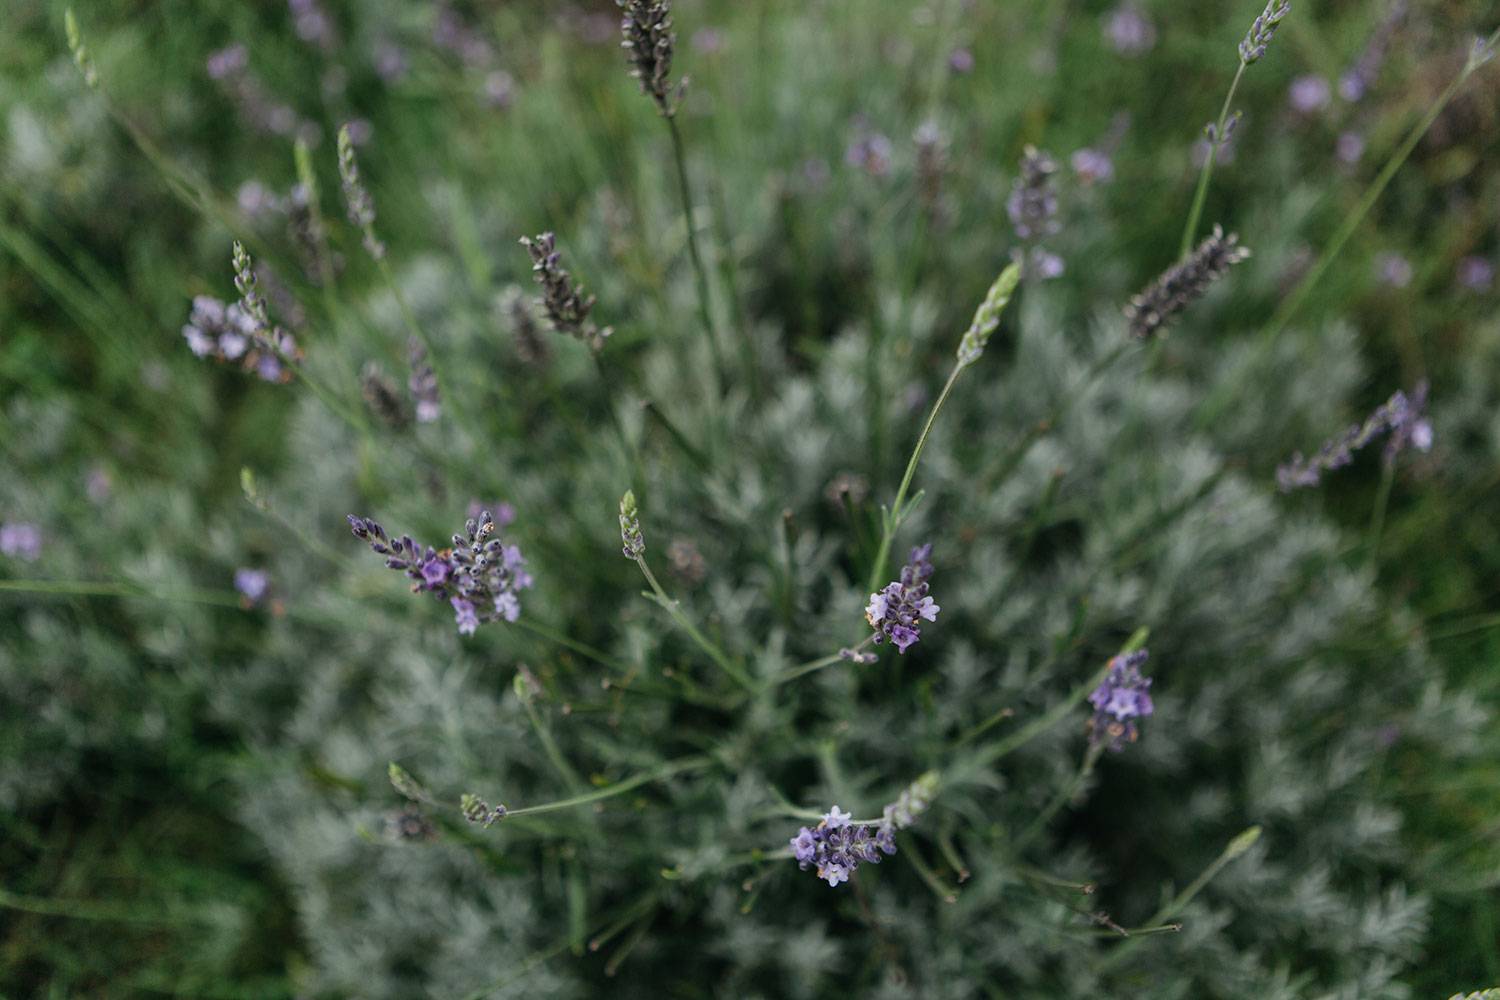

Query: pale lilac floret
[1087,649,1155,752]
[0,522,43,562]
[451,597,480,635]
[234,568,270,605]
[789,805,892,888]
[420,558,450,587]
[865,544,940,654]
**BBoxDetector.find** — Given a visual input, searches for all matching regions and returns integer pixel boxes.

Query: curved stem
[665,115,726,387]
[634,556,753,690]
[504,755,713,818]
[766,634,876,688]
[1179,61,1246,258]
[1367,460,1396,570]
[866,361,965,594]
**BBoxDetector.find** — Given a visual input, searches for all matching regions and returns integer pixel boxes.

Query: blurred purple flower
[234,568,270,605]
[1376,252,1413,288]
[1458,256,1494,292]
[0,522,42,562]
[1288,75,1331,113]
[1071,147,1114,185]
[1277,381,1432,490]
[691,27,725,54]
[948,47,975,73]
[845,129,893,178]
[1104,4,1156,56]
[1336,131,1365,164]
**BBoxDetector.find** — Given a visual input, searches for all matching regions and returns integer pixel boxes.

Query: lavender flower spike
[348,509,533,635]
[1124,225,1249,339]
[619,490,645,559]
[956,263,1022,367]
[337,123,386,260]
[1087,650,1155,751]
[1277,381,1432,491]
[519,232,612,352]
[618,0,679,116]
[790,805,894,887]
[1239,0,1291,64]
[865,544,940,653]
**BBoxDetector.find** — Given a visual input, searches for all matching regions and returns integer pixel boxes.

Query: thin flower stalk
[619,491,752,689]
[1180,1,1290,257]
[865,263,1020,595]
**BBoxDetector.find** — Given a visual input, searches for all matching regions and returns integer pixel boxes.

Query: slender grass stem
[1012,743,1104,854]
[634,556,754,689]
[1195,31,1499,429]
[1367,460,1396,570]
[866,361,964,594]
[1096,826,1261,972]
[1179,61,1246,258]
[503,755,713,818]
[665,115,726,387]
[523,700,585,793]
[766,634,876,688]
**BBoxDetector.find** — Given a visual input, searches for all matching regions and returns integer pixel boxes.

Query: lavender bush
[3,1,1500,997]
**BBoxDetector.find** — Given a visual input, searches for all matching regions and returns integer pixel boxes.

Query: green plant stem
[1195,31,1499,430]
[1012,743,1104,854]
[902,837,958,904]
[514,618,628,673]
[634,556,754,690]
[766,634,876,688]
[503,756,713,818]
[1179,61,1245,258]
[1097,825,1261,973]
[523,700,585,792]
[866,361,965,595]
[665,115,726,389]
[1367,460,1396,570]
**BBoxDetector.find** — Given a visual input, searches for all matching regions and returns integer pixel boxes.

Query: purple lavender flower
[1458,256,1494,292]
[1087,650,1154,752]
[845,128,893,178]
[1277,381,1432,490]
[1339,1,1406,102]
[691,27,725,54]
[1071,147,1114,185]
[948,47,975,73]
[0,522,42,562]
[865,544,940,654]
[1104,4,1156,56]
[618,0,679,116]
[372,40,408,82]
[288,0,336,50]
[348,509,534,634]
[789,805,894,887]
[1376,252,1413,288]
[408,339,441,423]
[1124,226,1250,339]
[1336,131,1366,164]
[1288,74,1331,113]
[182,294,296,383]
[1239,0,1291,65]
[520,233,612,352]
[1007,146,1059,241]
[234,568,271,606]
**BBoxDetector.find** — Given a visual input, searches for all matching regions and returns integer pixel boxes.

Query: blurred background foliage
[2,0,1498,996]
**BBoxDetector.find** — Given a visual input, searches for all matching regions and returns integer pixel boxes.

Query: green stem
[1179,61,1246,258]
[503,756,713,818]
[866,361,965,594]
[765,634,877,688]
[1012,743,1104,854]
[634,556,754,690]
[523,700,584,792]
[1097,826,1261,972]
[1367,460,1396,570]
[665,115,726,387]
[1195,31,1499,430]
[514,618,628,673]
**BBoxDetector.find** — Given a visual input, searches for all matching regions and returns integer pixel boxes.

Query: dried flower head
[1124,225,1250,339]
[337,123,386,259]
[789,806,896,887]
[864,544,940,653]
[956,263,1022,367]
[1277,382,1432,490]
[1088,650,1155,751]
[619,491,645,559]
[385,806,437,842]
[500,286,551,366]
[348,510,534,635]
[519,232,612,352]
[1239,0,1291,65]
[617,0,679,115]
